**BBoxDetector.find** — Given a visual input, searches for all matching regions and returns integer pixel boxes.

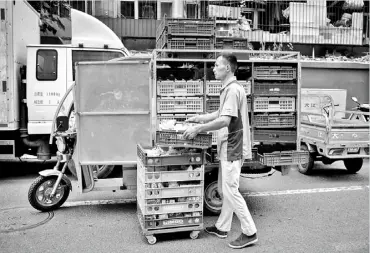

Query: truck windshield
[72,50,125,80]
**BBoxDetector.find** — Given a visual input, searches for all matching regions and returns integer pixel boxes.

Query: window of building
[36,50,58,81]
[186,4,197,19]
[70,0,85,12]
[139,1,157,19]
[120,1,135,18]
[94,0,104,17]
[160,2,172,19]
[71,50,125,80]
[87,0,93,15]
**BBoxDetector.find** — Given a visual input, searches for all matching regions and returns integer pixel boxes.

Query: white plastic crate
[254,97,296,112]
[157,97,204,113]
[157,80,203,96]
[157,114,196,128]
[139,200,203,215]
[211,132,217,145]
[137,160,205,183]
[140,185,203,199]
[206,80,251,96]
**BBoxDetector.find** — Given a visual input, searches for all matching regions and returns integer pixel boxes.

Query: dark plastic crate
[157,16,216,37]
[156,131,212,149]
[254,114,296,128]
[258,151,309,166]
[137,144,205,166]
[254,82,297,96]
[165,38,214,50]
[215,38,248,49]
[206,97,251,112]
[254,66,297,80]
[253,130,297,143]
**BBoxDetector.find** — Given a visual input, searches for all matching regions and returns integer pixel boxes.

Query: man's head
[213,53,238,81]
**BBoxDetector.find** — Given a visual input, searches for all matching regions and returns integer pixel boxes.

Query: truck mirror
[56,116,69,132]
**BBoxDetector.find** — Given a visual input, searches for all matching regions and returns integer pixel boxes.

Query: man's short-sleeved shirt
[217,76,252,161]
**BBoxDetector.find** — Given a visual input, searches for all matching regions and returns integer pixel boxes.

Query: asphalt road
[0,160,368,253]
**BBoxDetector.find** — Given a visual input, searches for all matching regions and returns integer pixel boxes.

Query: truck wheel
[204,175,222,216]
[343,158,363,174]
[298,144,315,175]
[28,176,70,212]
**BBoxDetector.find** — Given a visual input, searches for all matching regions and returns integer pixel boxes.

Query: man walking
[183,53,257,249]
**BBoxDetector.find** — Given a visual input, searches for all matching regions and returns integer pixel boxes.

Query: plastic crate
[137,161,204,183]
[140,185,203,199]
[206,98,219,112]
[253,130,297,143]
[140,209,203,230]
[156,130,212,148]
[137,144,205,166]
[258,151,309,166]
[254,82,297,96]
[139,200,203,215]
[157,97,203,113]
[157,80,203,96]
[254,66,297,80]
[211,132,217,145]
[206,80,251,96]
[165,38,214,50]
[215,38,248,49]
[206,97,251,112]
[254,114,296,128]
[157,114,196,128]
[253,97,295,112]
[157,17,215,36]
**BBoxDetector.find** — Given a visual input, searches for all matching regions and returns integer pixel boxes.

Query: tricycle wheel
[146,235,157,245]
[298,144,315,175]
[343,158,363,174]
[28,176,70,212]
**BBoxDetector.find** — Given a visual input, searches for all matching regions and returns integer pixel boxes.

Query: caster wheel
[190,231,199,240]
[146,235,157,245]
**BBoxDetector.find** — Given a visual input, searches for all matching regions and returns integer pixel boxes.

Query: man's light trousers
[215,159,257,236]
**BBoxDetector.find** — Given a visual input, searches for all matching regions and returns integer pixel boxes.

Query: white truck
[0,0,128,175]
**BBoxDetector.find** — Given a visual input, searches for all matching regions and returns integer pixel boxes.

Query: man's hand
[183,125,201,140]
[185,115,202,123]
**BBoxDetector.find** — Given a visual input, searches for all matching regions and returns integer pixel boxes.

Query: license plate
[347,147,360,153]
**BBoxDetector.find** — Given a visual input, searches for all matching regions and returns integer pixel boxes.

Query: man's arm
[197,115,231,132]
[187,110,219,123]
[183,115,231,139]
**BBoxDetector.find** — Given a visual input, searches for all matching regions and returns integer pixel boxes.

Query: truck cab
[26,45,126,134]
[0,0,129,161]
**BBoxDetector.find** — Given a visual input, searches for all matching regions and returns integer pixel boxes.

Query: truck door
[27,47,67,134]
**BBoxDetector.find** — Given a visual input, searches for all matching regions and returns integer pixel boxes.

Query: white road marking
[63,185,369,207]
[243,185,369,197]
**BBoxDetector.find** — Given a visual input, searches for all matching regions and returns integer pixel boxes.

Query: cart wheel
[190,231,200,240]
[146,235,157,245]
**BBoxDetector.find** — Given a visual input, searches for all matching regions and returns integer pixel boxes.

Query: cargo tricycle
[299,94,370,175]
[28,50,309,243]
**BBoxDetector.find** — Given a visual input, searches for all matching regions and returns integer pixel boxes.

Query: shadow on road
[0,161,55,178]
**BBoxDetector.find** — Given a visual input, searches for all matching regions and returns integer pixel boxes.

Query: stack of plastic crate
[156,15,216,57]
[136,141,207,244]
[205,80,251,145]
[252,65,298,143]
[157,79,204,128]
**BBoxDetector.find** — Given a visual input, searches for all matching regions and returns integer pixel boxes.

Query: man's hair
[218,53,238,73]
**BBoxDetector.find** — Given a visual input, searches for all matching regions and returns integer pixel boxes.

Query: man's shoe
[228,233,258,249]
[205,225,228,238]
